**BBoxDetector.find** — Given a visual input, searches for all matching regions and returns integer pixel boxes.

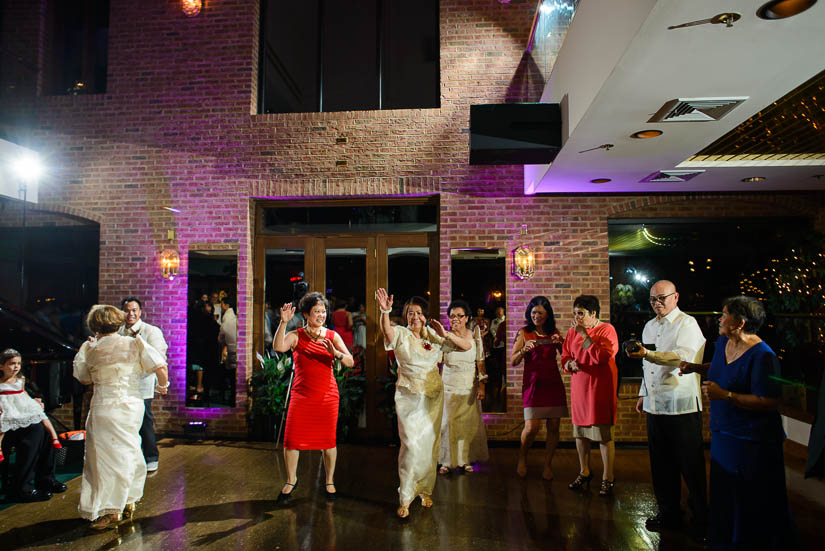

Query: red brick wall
[1,1,823,441]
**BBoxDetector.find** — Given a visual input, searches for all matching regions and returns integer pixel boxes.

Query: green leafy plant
[375,360,398,423]
[335,359,366,440]
[249,353,293,419]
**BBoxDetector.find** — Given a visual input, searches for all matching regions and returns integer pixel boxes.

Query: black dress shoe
[276,481,298,504]
[645,514,682,532]
[324,483,337,501]
[42,481,68,493]
[16,489,52,502]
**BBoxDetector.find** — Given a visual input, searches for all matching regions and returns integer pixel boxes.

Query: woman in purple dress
[511,296,568,479]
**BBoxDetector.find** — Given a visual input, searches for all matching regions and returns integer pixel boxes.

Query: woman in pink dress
[511,296,567,480]
[561,295,619,497]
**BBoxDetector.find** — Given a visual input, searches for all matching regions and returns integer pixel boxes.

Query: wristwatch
[726,391,732,401]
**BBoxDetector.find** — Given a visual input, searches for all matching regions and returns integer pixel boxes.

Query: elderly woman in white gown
[73,305,168,529]
[438,299,489,473]
[375,288,471,518]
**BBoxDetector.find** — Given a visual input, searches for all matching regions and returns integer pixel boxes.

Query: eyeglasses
[649,292,675,304]
[448,314,467,320]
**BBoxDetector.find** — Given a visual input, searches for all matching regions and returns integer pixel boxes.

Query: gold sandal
[397,506,410,518]
[90,513,121,530]
[419,494,433,508]
[123,503,136,519]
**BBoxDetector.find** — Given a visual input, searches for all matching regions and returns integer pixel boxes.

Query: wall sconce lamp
[160,249,181,280]
[182,0,203,17]
[512,245,535,280]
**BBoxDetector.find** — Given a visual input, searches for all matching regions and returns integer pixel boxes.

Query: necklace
[305,327,324,341]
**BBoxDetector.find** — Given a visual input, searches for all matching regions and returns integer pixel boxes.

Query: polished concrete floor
[0,439,821,550]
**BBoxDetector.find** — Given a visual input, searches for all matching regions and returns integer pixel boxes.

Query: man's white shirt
[639,307,706,415]
[120,319,168,399]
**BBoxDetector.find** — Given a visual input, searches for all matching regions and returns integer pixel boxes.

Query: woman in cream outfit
[375,288,470,518]
[438,299,489,473]
[73,305,168,529]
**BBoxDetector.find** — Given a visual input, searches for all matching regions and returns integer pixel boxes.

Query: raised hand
[280,302,295,323]
[375,288,394,312]
[522,339,537,354]
[430,318,446,337]
[571,319,588,338]
[322,338,336,357]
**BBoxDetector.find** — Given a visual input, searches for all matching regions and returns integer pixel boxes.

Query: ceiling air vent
[640,170,705,183]
[648,97,748,122]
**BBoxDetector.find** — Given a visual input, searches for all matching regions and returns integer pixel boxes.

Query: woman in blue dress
[680,296,800,550]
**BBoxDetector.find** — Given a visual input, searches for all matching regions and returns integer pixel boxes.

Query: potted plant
[248,353,293,441]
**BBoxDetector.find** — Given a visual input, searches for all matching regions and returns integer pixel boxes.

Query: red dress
[521,330,568,418]
[560,323,619,426]
[284,328,340,450]
[332,310,353,351]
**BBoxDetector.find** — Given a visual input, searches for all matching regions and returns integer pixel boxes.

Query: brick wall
[1,1,823,441]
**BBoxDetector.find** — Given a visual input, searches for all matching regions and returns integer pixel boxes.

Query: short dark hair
[1,348,22,365]
[221,296,235,310]
[573,295,601,317]
[723,295,766,334]
[121,296,142,309]
[298,291,329,316]
[447,299,472,321]
[402,296,429,320]
[524,296,557,335]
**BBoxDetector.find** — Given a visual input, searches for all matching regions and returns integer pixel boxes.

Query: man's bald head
[650,280,679,318]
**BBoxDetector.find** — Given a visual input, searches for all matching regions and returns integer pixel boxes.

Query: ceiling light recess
[631,129,663,139]
[590,178,612,183]
[757,0,817,19]
[741,176,766,183]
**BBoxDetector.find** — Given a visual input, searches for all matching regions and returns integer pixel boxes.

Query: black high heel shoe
[568,472,593,491]
[598,479,615,497]
[324,483,337,501]
[277,481,298,504]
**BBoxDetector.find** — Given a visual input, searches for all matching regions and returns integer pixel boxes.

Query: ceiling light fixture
[631,130,663,139]
[590,178,612,183]
[742,176,767,182]
[757,0,817,19]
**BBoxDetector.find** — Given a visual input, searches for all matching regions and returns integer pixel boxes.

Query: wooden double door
[253,232,438,441]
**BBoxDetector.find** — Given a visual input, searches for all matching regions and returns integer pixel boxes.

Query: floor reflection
[0,442,821,550]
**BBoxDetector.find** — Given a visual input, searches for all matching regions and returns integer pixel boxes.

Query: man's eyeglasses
[449,314,467,320]
[649,292,675,304]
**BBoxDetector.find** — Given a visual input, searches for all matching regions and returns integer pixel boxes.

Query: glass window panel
[262,204,437,234]
[321,0,379,111]
[260,1,321,113]
[451,248,507,412]
[387,247,430,323]
[186,251,238,408]
[382,0,439,110]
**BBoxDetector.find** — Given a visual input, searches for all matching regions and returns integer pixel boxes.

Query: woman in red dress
[273,291,353,503]
[511,296,568,480]
[560,294,619,497]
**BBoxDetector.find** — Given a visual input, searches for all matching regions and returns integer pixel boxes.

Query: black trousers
[139,398,159,463]
[1,422,58,495]
[646,411,708,526]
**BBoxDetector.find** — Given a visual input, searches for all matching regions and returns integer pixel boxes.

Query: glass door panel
[325,243,368,436]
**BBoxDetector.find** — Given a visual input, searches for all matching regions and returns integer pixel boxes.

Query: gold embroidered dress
[73,334,165,520]
[385,325,445,508]
[438,331,489,467]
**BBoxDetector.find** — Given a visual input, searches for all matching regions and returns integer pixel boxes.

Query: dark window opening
[261,204,438,234]
[259,0,439,114]
[44,0,109,95]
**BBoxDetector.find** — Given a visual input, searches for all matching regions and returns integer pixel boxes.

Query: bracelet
[157,380,170,389]
[380,307,392,314]
[726,391,732,401]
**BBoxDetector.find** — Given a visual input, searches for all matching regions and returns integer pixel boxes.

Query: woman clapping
[375,288,471,518]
